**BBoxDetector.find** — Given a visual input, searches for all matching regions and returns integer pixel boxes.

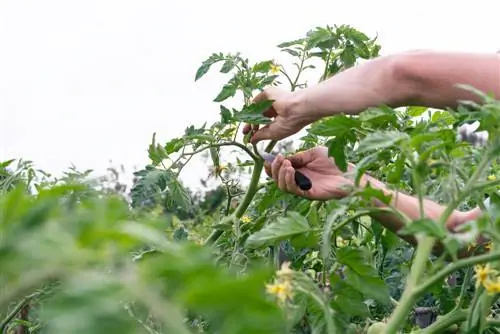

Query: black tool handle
[294,170,312,191]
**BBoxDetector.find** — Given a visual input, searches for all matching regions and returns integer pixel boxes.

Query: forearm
[289,51,500,121]
[360,174,483,256]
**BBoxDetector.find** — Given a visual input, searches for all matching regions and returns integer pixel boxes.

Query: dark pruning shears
[258,151,313,191]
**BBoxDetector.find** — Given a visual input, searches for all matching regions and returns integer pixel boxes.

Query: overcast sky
[1,0,499,191]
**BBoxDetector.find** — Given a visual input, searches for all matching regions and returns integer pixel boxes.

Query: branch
[415,252,500,295]
[0,292,39,333]
[184,141,258,161]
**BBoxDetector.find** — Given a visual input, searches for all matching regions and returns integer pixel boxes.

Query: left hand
[264,146,356,200]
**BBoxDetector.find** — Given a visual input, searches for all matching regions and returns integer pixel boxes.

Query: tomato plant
[2,24,500,333]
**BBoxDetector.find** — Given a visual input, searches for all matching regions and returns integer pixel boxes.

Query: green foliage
[3,23,500,334]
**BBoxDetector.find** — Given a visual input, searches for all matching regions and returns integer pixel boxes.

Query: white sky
[1,0,499,191]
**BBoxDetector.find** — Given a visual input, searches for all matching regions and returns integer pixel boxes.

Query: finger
[252,89,269,104]
[284,166,300,194]
[264,163,272,177]
[251,124,282,144]
[278,160,289,190]
[242,123,252,135]
[252,90,277,118]
[271,154,284,180]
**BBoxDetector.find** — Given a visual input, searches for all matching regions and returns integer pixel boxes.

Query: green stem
[204,160,264,245]
[0,292,39,333]
[385,235,436,333]
[186,141,258,162]
[415,252,500,295]
[418,308,467,334]
[386,146,494,331]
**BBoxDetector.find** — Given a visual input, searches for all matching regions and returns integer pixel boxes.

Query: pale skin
[243,50,500,255]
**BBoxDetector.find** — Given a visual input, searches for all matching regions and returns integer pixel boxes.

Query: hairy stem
[386,148,493,332]
[0,292,39,333]
[204,140,277,245]
[419,308,467,333]
[385,235,435,333]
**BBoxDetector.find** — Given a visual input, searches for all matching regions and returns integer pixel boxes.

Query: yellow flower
[483,277,500,295]
[266,280,293,302]
[485,241,492,251]
[240,215,251,223]
[270,63,281,75]
[473,264,497,288]
[488,174,497,181]
[336,237,348,247]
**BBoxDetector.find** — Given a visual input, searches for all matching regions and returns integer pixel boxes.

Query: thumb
[250,124,277,144]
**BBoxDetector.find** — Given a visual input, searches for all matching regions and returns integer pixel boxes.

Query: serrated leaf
[214,84,237,102]
[327,137,347,172]
[194,54,223,81]
[277,39,305,48]
[166,178,192,211]
[219,105,232,123]
[252,60,273,73]
[232,112,271,124]
[337,247,390,303]
[343,267,390,304]
[165,138,185,154]
[220,59,235,73]
[245,211,311,248]
[308,115,360,138]
[398,218,447,239]
[357,131,409,154]
[359,107,398,128]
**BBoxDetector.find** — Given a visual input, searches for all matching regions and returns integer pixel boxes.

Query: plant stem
[204,159,264,245]
[414,252,500,296]
[0,292,39,333]
[418,308,467,333]
[385,235,435,333]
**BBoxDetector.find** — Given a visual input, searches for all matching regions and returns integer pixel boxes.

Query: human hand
[265,146,356,200]
[242,87,313,144]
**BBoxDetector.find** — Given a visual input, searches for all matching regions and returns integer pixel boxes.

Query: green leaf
[165,178,192,211]
[220,59,235,73]
[321,206,347,263]
[232,99,274,124]
[165,138,184,154]
[214,84,237,102]
[327,137,347,172]
[407,106,429,117]
[219,105,232,123]
[398,218,447,239]
[243,99,274,114]
[330,281,370,317]
[252,60,273,73]
[337,248,390,303]
[308,115,360,138]
[245,211,311,248]
[357,131,409,154]
[359,107,398,128]
[343,267,390,304]
[277,39,305,48]
[195,53,223,81]
[336,247,376,276]
[232,112,271,124]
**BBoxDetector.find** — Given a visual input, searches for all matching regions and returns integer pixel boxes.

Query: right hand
[265,146,356,200]
[242,87,312,144]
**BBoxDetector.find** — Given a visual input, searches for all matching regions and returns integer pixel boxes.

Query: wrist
[287,90,321,126]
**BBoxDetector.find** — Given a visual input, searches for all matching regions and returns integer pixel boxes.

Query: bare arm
[360,174,484,258]
[289,51,500,120]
